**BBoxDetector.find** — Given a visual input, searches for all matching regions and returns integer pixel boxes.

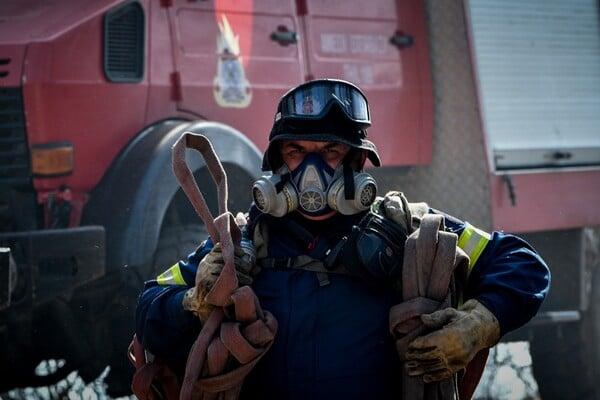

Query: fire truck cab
[0,1,598,398]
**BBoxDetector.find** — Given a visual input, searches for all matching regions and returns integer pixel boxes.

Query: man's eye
[322,147,346,158]
[284,148,303,158]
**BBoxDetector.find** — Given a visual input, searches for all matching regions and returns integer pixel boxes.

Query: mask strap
[343,163,355,200]
[275,172,292,193]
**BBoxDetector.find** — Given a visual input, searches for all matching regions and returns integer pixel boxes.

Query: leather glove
[380,192,412,233]
[182,240,259,322]
[404,299,501,383]
[379,191,428,233]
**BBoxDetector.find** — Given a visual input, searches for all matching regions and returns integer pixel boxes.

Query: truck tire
[147,224,207,280]
[104,223,206,397]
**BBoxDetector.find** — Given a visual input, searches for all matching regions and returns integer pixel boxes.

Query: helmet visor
[277,81,370,125]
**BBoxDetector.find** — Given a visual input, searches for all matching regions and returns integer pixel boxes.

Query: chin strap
[343,162,355,200]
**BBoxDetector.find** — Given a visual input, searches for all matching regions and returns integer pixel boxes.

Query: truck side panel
[302,0,433,167]
[490,170,600,233]
[23,9,149,194]
[168,0,305,154]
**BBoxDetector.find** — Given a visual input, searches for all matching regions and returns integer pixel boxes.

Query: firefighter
[135,79,550,399]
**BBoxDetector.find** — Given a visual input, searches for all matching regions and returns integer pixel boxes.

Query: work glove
[380,192,412,233]
[377,191,429,233]
[404,299,501,383]
[182,240,259,322]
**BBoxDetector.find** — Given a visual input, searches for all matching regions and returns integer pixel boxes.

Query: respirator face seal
[252,153,377,217]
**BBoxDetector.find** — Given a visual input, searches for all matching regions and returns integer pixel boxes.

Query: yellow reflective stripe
[156,263,186,286]
[457,223,491,275]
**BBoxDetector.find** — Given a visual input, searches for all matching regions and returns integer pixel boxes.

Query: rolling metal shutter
[466,0,600,171]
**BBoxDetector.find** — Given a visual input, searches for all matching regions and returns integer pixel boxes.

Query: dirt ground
[1,341,539,400]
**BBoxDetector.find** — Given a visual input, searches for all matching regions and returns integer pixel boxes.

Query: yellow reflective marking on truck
[156,263,186,286]
[457,223,491,274]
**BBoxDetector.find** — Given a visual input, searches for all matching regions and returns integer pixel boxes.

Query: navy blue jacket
[135,206,550,399]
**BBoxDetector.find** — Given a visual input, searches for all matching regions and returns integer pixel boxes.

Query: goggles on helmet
[275,79,370,127]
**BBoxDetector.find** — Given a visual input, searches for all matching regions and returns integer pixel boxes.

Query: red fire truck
[1,1,598,398]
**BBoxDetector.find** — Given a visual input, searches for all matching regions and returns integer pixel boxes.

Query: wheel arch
[82,119,263,270]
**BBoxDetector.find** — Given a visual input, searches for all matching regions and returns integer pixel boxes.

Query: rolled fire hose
[172,132,278,400]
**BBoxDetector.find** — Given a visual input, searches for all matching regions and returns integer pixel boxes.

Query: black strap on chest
[258,254,353,286]
[255,209,408,292]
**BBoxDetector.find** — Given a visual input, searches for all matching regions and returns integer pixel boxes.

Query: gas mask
[252,153,377,217]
